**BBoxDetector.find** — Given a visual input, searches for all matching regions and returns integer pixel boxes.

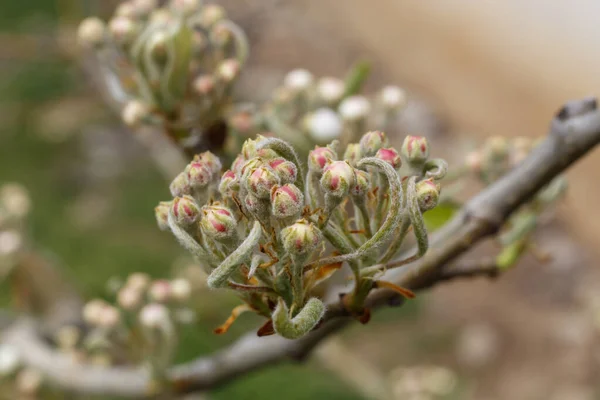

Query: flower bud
[308,146,337,174]
[170,0,201,15]
[139,303,169,328]
[216,59,241,83]
[127,272,151,291]
[359,130,388,157]
[194,151,222,175]
[231,155,246,174]
[317,77,345,103]
[244,193,268,217]
[149,280,171,302]
[281,219,322,256]
[351,169,371,198]
[122,100,151,127]
[77,17,106,47]
[117,286,142,310]
[284,69,314,91]
[193,74,215,96]
[268,158,298,184]
[170,278,192,301]
[271,184,304,218]
[82,299,106,326]
[380,85,407,110]
[246,165,280,199]
[415,179,440,212]
[343,143,362,166]
[108,16,137,45]
[339,95,371,121]
[255,148,279,160]
[200,4,226,27]
[305,108,343,143]
[171,195,200,226]
[186,161,213,189]
[218,170,239,196]
[375,147,402,170]
[320,161,355,198]
[401,135,430,165]
[169,171,191,197]
[155,201,172,231]
[200,205,237,240]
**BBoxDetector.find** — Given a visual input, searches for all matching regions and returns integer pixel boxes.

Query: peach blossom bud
[171,195,200,226]
[271,184,304,218]
[320,161,355,198]
[218,170,239,196]
[401,135,430,165]
[359,130,389,157]
[200,205,237,240]
[186,161,213,189]
[194,151,222,175]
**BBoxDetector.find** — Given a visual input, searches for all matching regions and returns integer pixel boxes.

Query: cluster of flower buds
[157,131,446,338]
[227,67,408,157]
[458,136,566,270]
[0,183,31,276]
[69,272,194,371]
[77,0,248,151]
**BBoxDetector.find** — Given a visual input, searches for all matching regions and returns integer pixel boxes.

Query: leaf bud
[246,165,281,199]
[375,147,402,170]
[415,178,440,212]
[271,184,304,219]
[338,95,371,121]
[155,201,172,231]
[169,171,191,197]
[281,219,322,256]
[268,158,298,184]
[77,17,106,47]
[305,108,343,144]
[200,205,237,240]
[308,146,337,174]
[320,161,356,198]
[401,135,430,165]
[359,130,389,157]
[171,195,200,226]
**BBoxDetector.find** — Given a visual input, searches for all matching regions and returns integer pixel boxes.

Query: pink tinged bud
[244,193,265,216]
[218,169,239,196]
[268,158,298,184]
[241,138,259,160]
[359,131,389,157]
[193,75,215,95]
[170,278,192,301]
[195,151,222,175]
[231,155,246,175]
[186,161,213,189]
[108,16,136,45]
[284,69,314,91]
[200,205,237,240]
[149,280,171,302]
[139,303,170,328]
[375,147,402,170]
[351,169,371,198]
[401,135,430,164]
[217,59,241,82]
[171,195,200,226]
[155,201,172,231]
[127,272,151,291]
[117,286,142,310]
[247,165,281,199]
[343,143,363,166]
[339,95,371,121]
[169,171,191,197]
[308,146,337,174]
[97,305,121,329]
[271,184,304,218]
[281,219,322,256]
[320,161,356,198]
[415,179,440,212]
[77,17,106,47]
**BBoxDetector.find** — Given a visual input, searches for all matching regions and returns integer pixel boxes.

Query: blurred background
[1,1,600,399]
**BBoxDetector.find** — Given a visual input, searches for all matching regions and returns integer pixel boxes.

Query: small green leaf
[423,203,458,231]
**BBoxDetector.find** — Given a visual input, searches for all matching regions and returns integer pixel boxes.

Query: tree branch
[3,97,600,397]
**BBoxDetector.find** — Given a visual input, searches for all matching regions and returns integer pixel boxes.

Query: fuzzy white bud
[170,278,192,301]
[139,303,170,328]
[317,77,344,103]
[284,69,314,91]
[306,108,343,143]
[77,17,106,47]
[380,85,407,110]
[339,95,371,121]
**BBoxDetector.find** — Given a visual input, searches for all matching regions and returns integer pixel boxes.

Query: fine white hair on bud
[284,69,314,91]
[317,77,345,103]
[77,17,106,47]
[380,85,407,110]
[338,95,371,121]
[305,108,343,143]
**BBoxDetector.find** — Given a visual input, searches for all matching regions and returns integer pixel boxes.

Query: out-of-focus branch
[3,97,600,397]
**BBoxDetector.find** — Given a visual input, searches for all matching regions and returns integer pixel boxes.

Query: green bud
[271,184,304,219]
[401,135,429,165]
[343,143,363,166]
[359,131,388,157]
[281,219,322,256]
[155,201,172,231]
[351,169,371,198]
[415,178,440,212]
[171,195,200,226]
[169,171,191,197]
